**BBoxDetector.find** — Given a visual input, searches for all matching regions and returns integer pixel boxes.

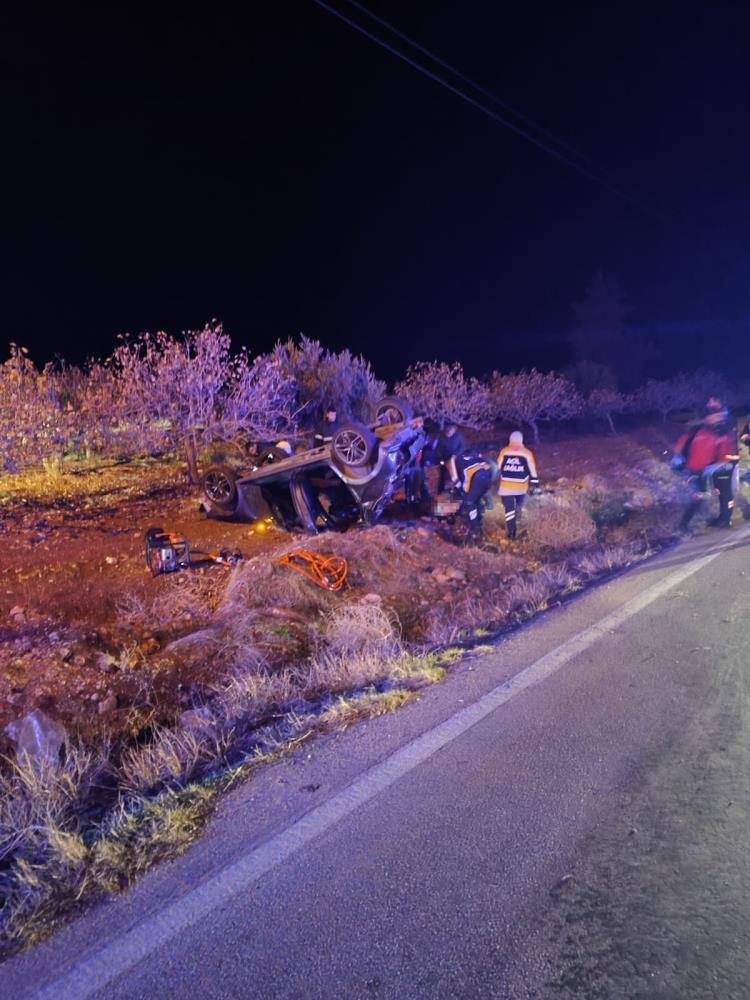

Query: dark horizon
[4,2,750,383]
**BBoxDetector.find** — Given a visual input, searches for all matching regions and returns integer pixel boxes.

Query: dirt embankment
[2,424,747,957]
[0,425,709,750]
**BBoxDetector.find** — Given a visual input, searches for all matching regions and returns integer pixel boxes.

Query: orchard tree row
[0,325,738,477]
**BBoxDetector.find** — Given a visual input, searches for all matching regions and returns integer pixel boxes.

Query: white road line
[35,542,728,1000]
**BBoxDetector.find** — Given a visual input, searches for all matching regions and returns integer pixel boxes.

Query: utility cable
[342,0,592,165]
[312,0,664,222]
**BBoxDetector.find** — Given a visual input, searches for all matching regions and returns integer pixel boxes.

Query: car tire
[331,423,377,469]
[202,464,239,513]
[372,395,413,426]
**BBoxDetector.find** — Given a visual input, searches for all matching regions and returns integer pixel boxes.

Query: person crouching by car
[496,431,540,539]
[674,409,739,530]
[447,449,493,537]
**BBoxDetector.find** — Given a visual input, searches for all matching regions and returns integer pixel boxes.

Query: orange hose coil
[273,549,349,592]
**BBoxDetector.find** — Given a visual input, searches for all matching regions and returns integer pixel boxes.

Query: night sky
[4,2,750,382]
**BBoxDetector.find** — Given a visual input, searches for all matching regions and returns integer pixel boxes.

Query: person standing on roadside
[496,431,540,539]
[739,415,750,484]
[675,409,739,530]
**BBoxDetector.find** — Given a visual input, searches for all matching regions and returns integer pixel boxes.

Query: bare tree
[489,369,583,442]
[394,360,490,430]
[110,324,299,482]
[0,346,76,473]
[629,371,728,423]
[220,350,298,444]
[587,387,628,434]
[270,336,386,428]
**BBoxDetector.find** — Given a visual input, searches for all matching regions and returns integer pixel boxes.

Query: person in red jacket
[675,410,739,530]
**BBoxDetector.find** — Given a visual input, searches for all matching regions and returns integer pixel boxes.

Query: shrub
[110,324,299,482]
[323,602,402,659]
[394,360,491,429]
[524,495,597,552]
[270,336,386,428]
[0,346,78,473]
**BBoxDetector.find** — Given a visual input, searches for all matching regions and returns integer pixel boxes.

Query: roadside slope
[6,525,749,999]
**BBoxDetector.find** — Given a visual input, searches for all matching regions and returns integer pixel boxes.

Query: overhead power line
[311,0,663,222]
[342,0,592,166]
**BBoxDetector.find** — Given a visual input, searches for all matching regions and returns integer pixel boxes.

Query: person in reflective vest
[447,450,493,537]
[496,431,540,539]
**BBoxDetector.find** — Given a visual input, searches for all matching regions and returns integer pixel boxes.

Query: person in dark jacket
[434,424,466,493]
[313,408,341,448]
[447,449,492,537]
[675,410,739,530]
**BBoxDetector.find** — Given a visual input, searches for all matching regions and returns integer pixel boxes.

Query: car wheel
[372,395,413,426]
[202,464,238,512]
[331,423,377,469]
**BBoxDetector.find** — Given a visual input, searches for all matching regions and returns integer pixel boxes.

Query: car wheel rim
[335,430,370,464]
[205,471,233,502]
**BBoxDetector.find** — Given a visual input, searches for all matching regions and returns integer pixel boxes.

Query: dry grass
[0,765,218,955]
[524,495,597,554]
[0,456,181,504]
[0,440,685,956]
[0,748,110,867]
[221,554,332,615]
[213,665,298,726]
[0,466,73,502]
[323,602,402,659]
[316,689,418,730]
[0,647,443,956]
[117,575,218,634]
[572,542,644,578]
[0,747,113,952]
[117,726,230,797]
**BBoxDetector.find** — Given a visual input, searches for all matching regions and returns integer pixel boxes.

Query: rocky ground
[0,423,708,752]
[2,420,747,956]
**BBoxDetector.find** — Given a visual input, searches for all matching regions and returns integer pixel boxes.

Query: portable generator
[144,527,191,577]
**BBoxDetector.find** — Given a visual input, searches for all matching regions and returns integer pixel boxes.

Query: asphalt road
[7,525,750,1000]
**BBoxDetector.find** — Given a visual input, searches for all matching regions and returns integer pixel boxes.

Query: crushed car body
[201,398,426,534]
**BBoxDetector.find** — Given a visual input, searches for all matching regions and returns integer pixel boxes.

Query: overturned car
[201,398,425,533]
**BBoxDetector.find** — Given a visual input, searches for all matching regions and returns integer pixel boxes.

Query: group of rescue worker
[672,396,743,531]
[417,393,750,540]
[409,423,540,541]
[259,394,750,540]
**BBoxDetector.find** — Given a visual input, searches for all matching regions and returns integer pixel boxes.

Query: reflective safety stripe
[469,508,478,520]
[504,510,515,521]
[462,462,490,492]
